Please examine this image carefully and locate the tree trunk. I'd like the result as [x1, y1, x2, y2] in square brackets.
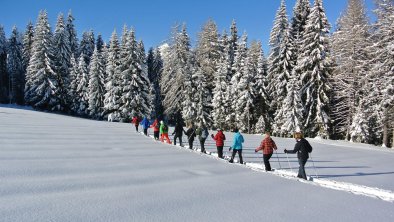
[382, 109, 388, 148]
[383, 122, 388, 147]
[392, 128, 394, 149]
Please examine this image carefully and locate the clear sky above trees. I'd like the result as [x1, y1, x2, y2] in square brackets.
[1, 0, 375, 53]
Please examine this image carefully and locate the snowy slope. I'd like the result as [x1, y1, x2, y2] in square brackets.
[0, 106, 393, 222]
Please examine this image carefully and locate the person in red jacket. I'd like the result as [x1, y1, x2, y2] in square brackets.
[211, 129, 226, 159]
[131, 116, 140, 132]
[255, 131, 277, 171]
[150, 119, 160, 140]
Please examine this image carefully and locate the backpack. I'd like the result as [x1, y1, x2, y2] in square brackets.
[162, 124, 168, 132]
[304, 139, 313, 153]
[201, 128, 208, 139]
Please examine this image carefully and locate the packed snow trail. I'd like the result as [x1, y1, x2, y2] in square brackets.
[1, 106, 393, 222]
[145, 130, 394, 203]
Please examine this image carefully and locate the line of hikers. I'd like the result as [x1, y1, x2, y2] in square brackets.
[131, 116, 313, 180]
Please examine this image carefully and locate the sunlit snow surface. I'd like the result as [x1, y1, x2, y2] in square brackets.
[1, 105, 393, 222]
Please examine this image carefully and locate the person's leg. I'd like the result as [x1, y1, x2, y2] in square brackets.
[173, 135, 178, 145]
[263, 153, 272, 171]
[154, 131, 159, 140]
[160, 133, 164, 142]
[229, 149, 237, 163]
[238, 149, 243, 164]
[200, 139, 205, 153]
[189, 139, 194, 149]
[217, 146, 223, 158]
[179, 135, 183, 146]
[144, 128, 148, 135]
[298, 159, 307, 180]
[165, 134, 171, 144]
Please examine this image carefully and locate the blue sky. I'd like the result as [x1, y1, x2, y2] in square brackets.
[1, 0, 375, 53]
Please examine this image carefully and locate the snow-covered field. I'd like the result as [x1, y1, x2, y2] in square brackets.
[1, 105, 393, 222]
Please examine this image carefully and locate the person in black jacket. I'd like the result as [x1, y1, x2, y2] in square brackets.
[284, 132, 312, 180]
[172, 121, 184, 146]
[184, 123, 196, 150]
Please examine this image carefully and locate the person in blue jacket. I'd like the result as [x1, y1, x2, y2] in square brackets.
[140, 117, 151, 136]
[229, 128, 244, 164]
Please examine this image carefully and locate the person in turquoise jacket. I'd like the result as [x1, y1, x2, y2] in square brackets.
[229, 128, 244, 164]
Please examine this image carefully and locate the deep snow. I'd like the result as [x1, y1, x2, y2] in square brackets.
[1, 106, 393, 222]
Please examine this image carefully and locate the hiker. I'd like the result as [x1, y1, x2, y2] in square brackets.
[131, 116, 140, 132]
[211, 129, 226, 158]
[229, 128, 244, 164]
[172, 121, 184, 146]
[140, 117, 150, 136]
[196, 123, 209, 153]
[284, 132, 313, 180]
[184, 123, 196, 149]
[150, 119, 160, 140]
[255, 131, 277, 171]
[159, 121, 171, 144]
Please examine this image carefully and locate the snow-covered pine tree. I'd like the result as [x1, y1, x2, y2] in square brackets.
[212, 31, 231, 130]
[25, 11, 59, 110]
[236, 38, 258, 133]
[182, 50, 196, 123]
[88, 46, 105, 119]
[246, 41, 269, 133]
[296, 0, 333, 138]
[7, 26, 25, 105]
[118, 29, 151, 121]
[103, 30, 122, 121]
[229, 19, 238, 78]
[52, 13, 72, 111]
[253, 42, 270, 134]
[75, 54, 89, 116]
[22, 22, 34, 75]
[369, 0, 394, 147]
[280, 73, 304, 137]
[227, 32, 248, 130]
[0, 26, 8, 103]
[290, 0, 311, 52]
[96, 34, 104, 53]
[161, 24, 191, 121]
[68, 54, 78, 112]
[267, 0, 290, 118]
[194, 19, 220, 126]
[193, 63, 211, 126]
[330, 0, 371, 140]
[135, 40, 152, 118]
[66, 10, 78, 58]
[147, 47, 164, 119]
[79, 30, 95, 66]
[272, 27, 295, 136]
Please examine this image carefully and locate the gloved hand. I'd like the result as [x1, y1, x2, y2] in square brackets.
[229, 147, 232, 151]
[284, 149, 287, 153]
[254, 149, 258, 153]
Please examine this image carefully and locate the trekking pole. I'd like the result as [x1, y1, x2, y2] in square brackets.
[309, 153, 319, 179]
[285, 152, 293, 172]
[274, 149, 282, 170]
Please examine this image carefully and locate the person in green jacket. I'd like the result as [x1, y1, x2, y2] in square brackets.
[160, 121, 171, 144]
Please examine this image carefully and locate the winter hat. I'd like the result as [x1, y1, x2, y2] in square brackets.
[160, 121, 164, 124]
